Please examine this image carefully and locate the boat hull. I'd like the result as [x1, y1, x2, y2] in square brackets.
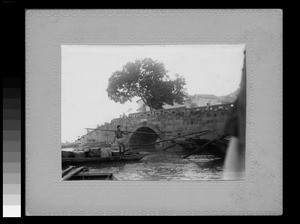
[62, 153, 148, 165]
[67, 172, 117, 180]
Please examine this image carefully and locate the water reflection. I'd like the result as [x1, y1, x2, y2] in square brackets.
[67, 149, 225, 181]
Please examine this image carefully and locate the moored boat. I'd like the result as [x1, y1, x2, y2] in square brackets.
[62, 152, 149, 166]
[67, 172, 117, 180]
[62, 166, 117, 180]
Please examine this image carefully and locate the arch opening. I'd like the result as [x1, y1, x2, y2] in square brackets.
[128, 127, 160, 150]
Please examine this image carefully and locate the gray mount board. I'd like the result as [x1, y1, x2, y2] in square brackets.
[26, 9, 282, 215]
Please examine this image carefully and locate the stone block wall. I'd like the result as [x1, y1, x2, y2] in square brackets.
[78, 103, 234, 147]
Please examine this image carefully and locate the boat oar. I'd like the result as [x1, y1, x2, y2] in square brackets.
[162, 143, 179, 151]
[162, 129, 215, 151]
[182, 135, 226, 159]
[130, 130, 213, 151]
[62, 165, 75, 177]
[62, 166, 86, 181]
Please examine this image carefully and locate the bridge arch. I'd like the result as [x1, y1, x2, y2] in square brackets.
[126, 124, 162, 149]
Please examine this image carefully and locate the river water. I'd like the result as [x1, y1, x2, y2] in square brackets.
[62, 146, 225, 181]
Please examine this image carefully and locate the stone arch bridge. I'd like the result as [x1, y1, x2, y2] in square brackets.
[77, 103, 234, 150]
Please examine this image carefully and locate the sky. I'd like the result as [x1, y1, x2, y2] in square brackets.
[61, 44, 245, 142]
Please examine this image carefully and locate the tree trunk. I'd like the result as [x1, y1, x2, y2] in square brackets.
[140, 97, 153, 111]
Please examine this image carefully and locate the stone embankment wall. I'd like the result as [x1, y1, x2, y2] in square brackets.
[78, 103, 234, 149]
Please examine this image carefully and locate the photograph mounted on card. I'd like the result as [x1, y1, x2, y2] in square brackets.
[61, 44, 246, 181]
[26, 9, 282, 215]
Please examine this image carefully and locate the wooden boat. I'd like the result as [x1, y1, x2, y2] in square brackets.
[67, 172, 117, 180]
[62, 166, 117, 180]
[62, 152, 149, 165]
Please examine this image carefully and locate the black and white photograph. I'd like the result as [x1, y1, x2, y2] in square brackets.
[61, 44, 246, 181]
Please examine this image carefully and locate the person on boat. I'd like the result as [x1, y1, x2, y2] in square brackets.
[114, 125, 129, 157]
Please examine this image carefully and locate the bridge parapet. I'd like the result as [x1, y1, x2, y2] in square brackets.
[78, 103, 234, 148]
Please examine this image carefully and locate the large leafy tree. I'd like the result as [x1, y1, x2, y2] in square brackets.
[106, 58, 187, 110]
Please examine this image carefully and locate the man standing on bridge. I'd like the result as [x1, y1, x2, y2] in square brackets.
[114, 125, 129, 157]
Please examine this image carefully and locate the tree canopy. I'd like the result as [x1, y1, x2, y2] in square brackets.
[106, 58, 187, 110]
